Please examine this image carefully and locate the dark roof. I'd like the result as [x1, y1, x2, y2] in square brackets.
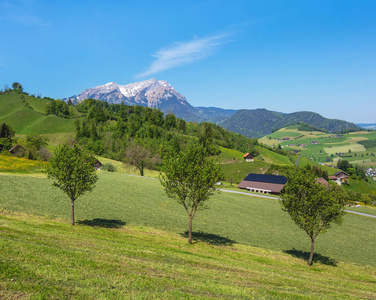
[242, 173, 287, 184]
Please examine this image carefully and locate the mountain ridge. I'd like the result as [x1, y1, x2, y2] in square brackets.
[64, 79, 361, 137]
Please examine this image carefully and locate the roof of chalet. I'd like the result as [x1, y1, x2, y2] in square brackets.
[243, 153, 254, 158]
[8, 144, 26, 153]
[334, 171, 348, 176]
[242, 173, 287, 185]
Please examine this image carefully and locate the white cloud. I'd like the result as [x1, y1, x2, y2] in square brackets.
[136, 33, 232, 78]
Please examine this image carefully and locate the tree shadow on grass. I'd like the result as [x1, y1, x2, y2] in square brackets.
[77, 218, 126, 229]
[180, 231, 236, 246]
[284, 248, 338, 266]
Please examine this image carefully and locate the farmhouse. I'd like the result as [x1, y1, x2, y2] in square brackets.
[243, 153, 254, 162]
[8, 144, 26, 157]
[329, 171, 349, 185]
[238, 173, 287, 195]
[93, 158, 102, 170]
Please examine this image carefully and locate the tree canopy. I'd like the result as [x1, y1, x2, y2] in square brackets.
[280, 168, 347, 265]
[159, 142, 223, 244]
[45, 144, 98, 225]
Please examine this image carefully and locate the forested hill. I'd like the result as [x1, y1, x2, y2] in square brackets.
[72, 99, 258, 161]
[219, 109, 360, 138]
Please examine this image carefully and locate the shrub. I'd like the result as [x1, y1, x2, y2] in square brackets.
[101, 162, 117, 172]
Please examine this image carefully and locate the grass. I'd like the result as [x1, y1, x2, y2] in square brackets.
[0, 172, 375, 268]
[218, 146, 245, 163]
[1, 212, 375, 299]
[259, 126, 376, 166]
[98, 156, 161, 177]
[256, 146, 292, 165]
[0, 154, 47, 173]
[0, 92, 76, 134]
[221, 161, 270, 183]
[342, 179, 376, 196]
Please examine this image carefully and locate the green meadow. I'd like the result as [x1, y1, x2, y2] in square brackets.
[0, 93, 76, 134]
[0, 172, 375, 267]
[1, 212, 375, 299]
[260, 126, 376, 167]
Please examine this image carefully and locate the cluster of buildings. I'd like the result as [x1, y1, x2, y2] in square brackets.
[366, 168, 376, 179]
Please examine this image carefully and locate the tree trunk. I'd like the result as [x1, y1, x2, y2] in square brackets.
[188, 217, 193, 244]
[308, 237, 315, 266]
[140, 161, 144, 176]
[71, 199, 75, 225]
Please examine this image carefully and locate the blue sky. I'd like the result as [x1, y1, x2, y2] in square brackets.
[1, 0, 375, 123]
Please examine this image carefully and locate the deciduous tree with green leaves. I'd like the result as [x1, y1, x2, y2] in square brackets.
[45, 144, 98, 225]
[280, 168, 347, 266]
[159, 142, 223, 244]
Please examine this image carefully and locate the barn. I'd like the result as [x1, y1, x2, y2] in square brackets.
[237, 173, 287, 195]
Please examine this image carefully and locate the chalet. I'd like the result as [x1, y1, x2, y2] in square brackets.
[243, 153, 254, 162]
[329, 171, 349, 185]
[291, 149, 299, 154]
[238, 173, 287, 195]
[298, 144, 307, 147]
[8, 144, 26, 157]
[282, 137, 290, 141]
[93, 158, 102, 170]
[312, 141, 319, 144]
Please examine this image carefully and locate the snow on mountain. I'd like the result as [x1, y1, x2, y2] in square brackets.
[66, 78, 189, 110]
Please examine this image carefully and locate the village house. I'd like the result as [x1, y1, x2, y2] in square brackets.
[8, 144, 26, 157]
[329, 171, 349, 185]
[312, 141, 319, 144]
[243, 153, 254, 162]
[298, 144, 307, 147]
[238, 173, 287, 195]
[282, 137, 290, 141]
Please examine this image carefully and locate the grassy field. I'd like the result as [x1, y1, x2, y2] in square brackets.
[0, 154, 47, 173]
[0, 92, 76, 134]
[259, 126, 376, 167]
[1, 212, 375, 299]
[0, 172, 375, 268]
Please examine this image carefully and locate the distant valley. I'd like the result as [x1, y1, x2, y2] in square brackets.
[65, 79, 362, 138]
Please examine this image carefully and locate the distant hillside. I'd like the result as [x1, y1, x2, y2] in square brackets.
[220, 109, 360, 138]
[0, 91, 76, 134]
[356, 123, 376, 130]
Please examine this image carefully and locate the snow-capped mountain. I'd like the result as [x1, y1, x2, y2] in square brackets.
[65, 78, 196, 115]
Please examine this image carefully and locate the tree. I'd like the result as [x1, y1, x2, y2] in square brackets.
[12, 82, 23, 93]
[125, 144, 159, 176]
[45, 144, 98, 225]
[0, 122, 15, 150]
[26, 134, 49, 150]
[280, 168, 347, 266]
[159, 142, 223, 244]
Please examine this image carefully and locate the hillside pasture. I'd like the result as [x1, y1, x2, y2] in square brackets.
[1, 213, 375, 299]
[0, 172, 375, 267]
[261, 126, 376, 165]
[324, 144, 366, 155]
[0, 93, 76, 134]
[0, 155, 47, 173]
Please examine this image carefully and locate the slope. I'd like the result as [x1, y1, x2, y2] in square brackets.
[1, 172, 374, 267]
[1, 212, 375, 299]
[220, 109, 360, 138]
[0, 92, 76, 134]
